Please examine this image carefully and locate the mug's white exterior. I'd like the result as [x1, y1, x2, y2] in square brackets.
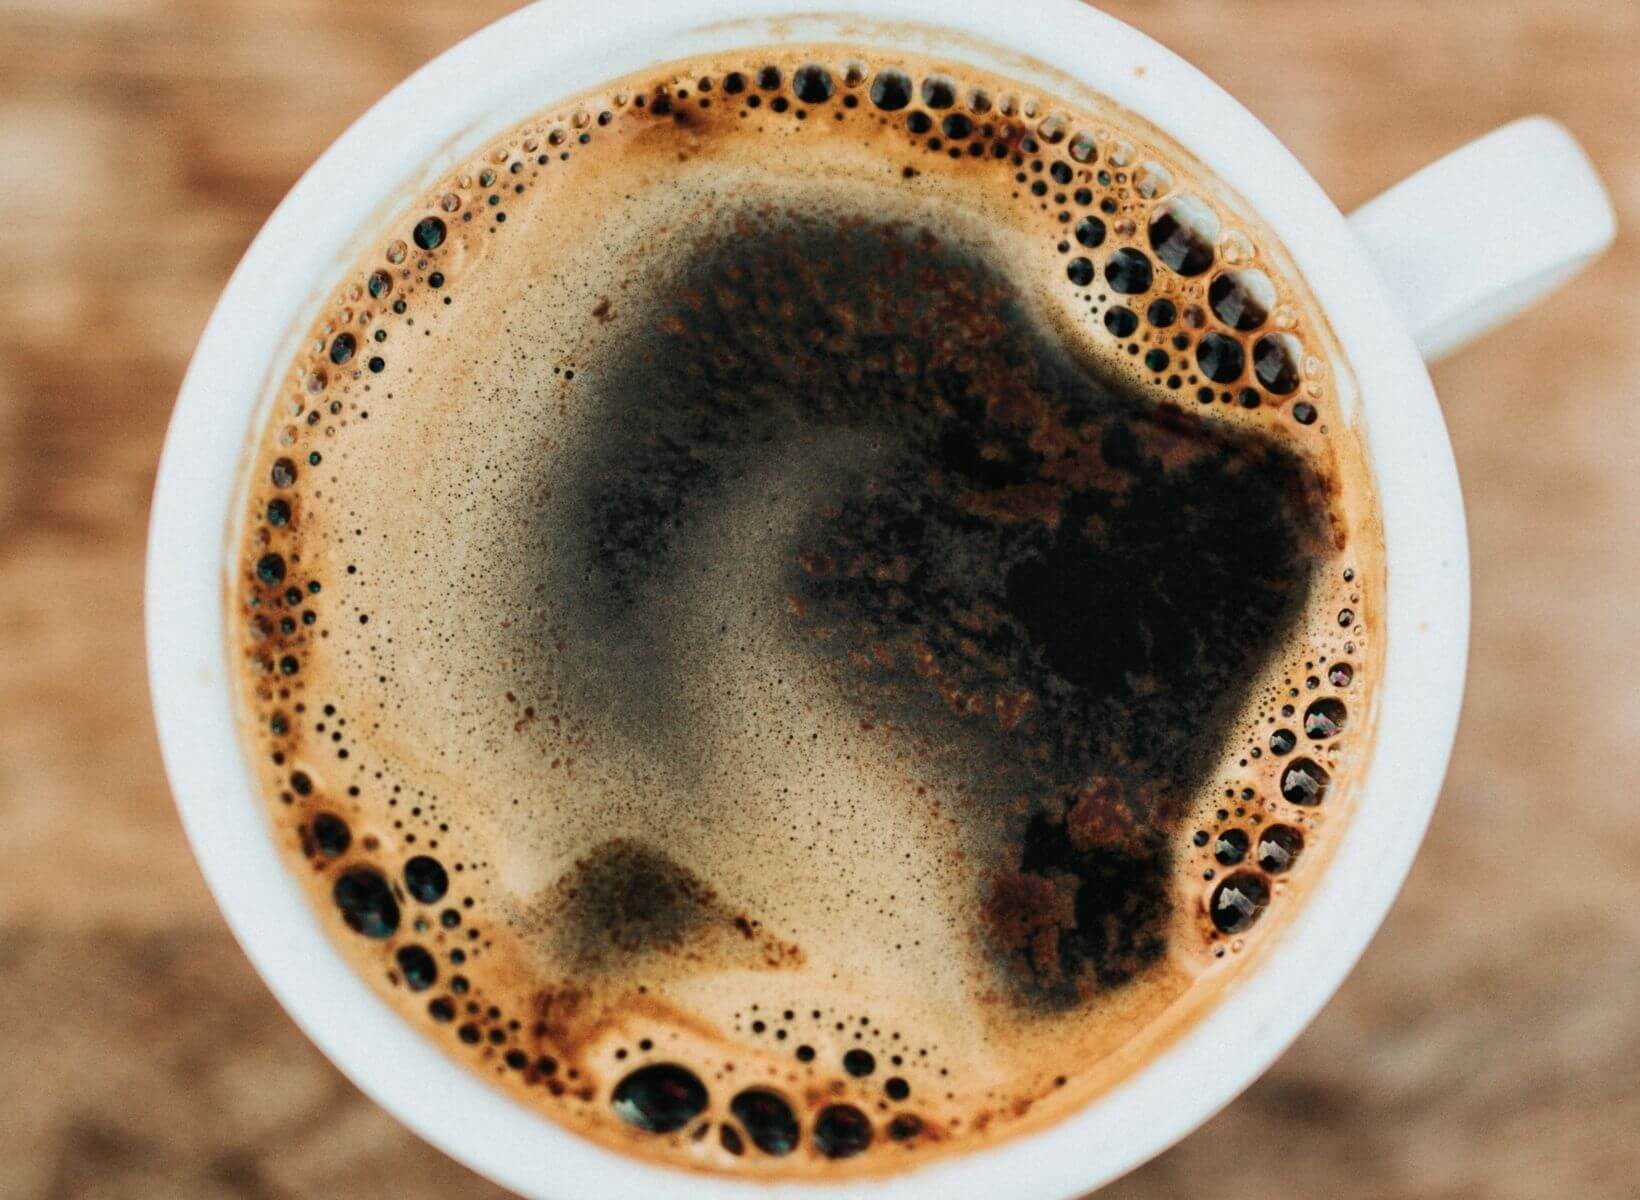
[146, 2, 1468, 1197]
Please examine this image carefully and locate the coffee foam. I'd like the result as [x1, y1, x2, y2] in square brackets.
[228, 46, 1383, 1178]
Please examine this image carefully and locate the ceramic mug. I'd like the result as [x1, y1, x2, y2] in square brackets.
[146, 2, 1615, 1196]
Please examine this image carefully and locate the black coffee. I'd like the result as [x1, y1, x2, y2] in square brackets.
[228, 46, 1378, 1179]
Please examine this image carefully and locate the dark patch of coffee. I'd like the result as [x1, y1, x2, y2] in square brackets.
[543, 215, 1327, 1006]
[535, 840, 795, 974]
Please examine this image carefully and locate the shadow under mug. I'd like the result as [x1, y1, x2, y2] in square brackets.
[146, 2, 1615, 1197]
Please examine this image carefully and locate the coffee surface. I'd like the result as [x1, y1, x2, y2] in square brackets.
[229, 46, 1380, 1177]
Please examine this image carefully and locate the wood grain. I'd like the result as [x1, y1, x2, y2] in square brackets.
[1, 2, 1635, 1196]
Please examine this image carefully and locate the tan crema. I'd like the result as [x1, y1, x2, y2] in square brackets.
[227, 45, 1383, 1179]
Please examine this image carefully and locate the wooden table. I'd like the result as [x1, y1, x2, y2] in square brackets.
[1, 2, 1634, 1196]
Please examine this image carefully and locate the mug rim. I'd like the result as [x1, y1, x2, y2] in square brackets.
[146, 2, 1469, 1197]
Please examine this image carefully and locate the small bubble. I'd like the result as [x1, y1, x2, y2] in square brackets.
[888, 1114, 923, 1141]
[310, 812, 350, 856]
[612, 1064, 708, 1134]
[814, 1104, 873, 1158]
[1214, 828, 1250, 865]
[255, 553, 286, 585]
[1209, 269, 1275, 331]
[1104, 248, 1153, 293]
[1210, 871, 1270, 934]
[1134, 161, 1172, 199]
[1258, 825, 1305, 873]
[1037, 112, 1068, 143]
[1104, 306, 1138, 337]
[869, 68, 912, 111]
[1304, 698, 1348, 739]
[332, 867, 399, 938]
[1075, 215, 1106, 248]
[1280, 758, 1330, 806]
[921, 74, 957, 109]
[1196, 332, 1245, 383]
[385, 240, 407, 265]
[403, 855, 449, 903]
[792, 64, 835, 103]
[1253, 333, 1303, 394]
[1066, 257, 1095, 287]
[412, 216, 446, 251]
[1147, 194, 1219, 277]
[1220, 229, 1255, 265]
[396, 945, 438, 991]
[729, 1088, 800, 1156]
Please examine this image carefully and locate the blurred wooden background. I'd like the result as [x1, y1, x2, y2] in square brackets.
[1, 1, 1635, 1196]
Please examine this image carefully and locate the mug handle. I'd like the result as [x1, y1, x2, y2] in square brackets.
[1347, 116, 1615, 363]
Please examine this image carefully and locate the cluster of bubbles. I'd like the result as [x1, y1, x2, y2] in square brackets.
[768, 61, 1328, 423]
[1184, 571, 1364, 947]
[233, 49, 1361, 1171]
[609, 1028, 928, 1160]
[597, 1000, 972, 1157]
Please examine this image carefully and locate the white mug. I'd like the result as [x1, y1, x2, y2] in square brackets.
[145, 2, 1615, 1197]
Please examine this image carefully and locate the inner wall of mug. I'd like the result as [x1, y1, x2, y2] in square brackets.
[150, 3, 1466, 1198]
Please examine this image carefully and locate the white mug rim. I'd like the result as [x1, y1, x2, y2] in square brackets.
[145, 2, 1469, 1197]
